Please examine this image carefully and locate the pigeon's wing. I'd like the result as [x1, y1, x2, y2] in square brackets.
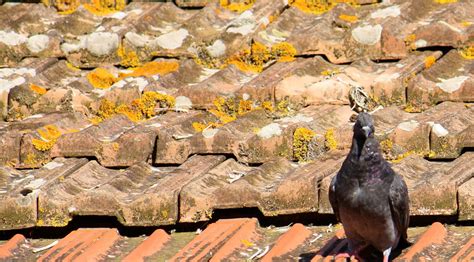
[389, 172, 410, 241]
[329, 174, 340, 221]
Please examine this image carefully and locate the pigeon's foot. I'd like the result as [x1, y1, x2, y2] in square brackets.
[382, 247, 392, 262]
[334, 252, 363, 261]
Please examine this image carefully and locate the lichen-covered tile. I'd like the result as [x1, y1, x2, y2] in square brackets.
[408, 50, 473, 107]
[392, 152, 474, 216]
[37, 155, 225, 227]
[458, 177, 474, 221]
[51, 114, 135, 166]
[0, 157, 87, 230]
[19, 112, 91, 168]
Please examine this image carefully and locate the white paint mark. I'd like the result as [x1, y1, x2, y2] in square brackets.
[202, 128, 219, 138]
[436, 76, 468, 93]
[43, 161, 64, 170]
[175, 96, 192, 111]
[279, 114, 313, 123]
[352, 24, 383, 45]
[371, 5, 400, 19]
[397, 120, 419, 132]
[0, 30, 27, 46]
[415, 39, 427, 48]
[27, 34, 50, 53]
[257, 123, 282, 139]
[152, 29, 189, 50]
[125, 32, 151, 48]
[206, 39, 226, 58]
[86, 32, 119, 56]
[432, 123, 449, 137]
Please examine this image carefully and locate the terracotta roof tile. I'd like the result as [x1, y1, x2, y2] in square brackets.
[0, 234, 25, 259]
[0, 1, 473, 260]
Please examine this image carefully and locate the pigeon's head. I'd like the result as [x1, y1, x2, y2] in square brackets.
[354, 112, 375, 139]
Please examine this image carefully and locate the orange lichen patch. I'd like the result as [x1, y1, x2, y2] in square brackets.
[42, 0, 80, 14]
[424, 55, 436, 68]
[261, 100, 274, 112]
[219, 0, 255, 13]
[238, 100, 253, 115]
[339, 14, 358, 23]
[117, 44, 141, 68]
[433, 0, 457, 3]
[293, 127, 315, 162]
[289, 0, 358, 15]
[404, 34, 417, 50]
[30, 84, 47, 95]
[271, 42, 297, 62]
[83, 0, 126, 16]
[119, 61, 179, 78]
[229, 42, 296, 73]
[87, 68, 117, 89]
[32, 125, 62, 151]
[459, 46, 474, 59]
[192, 122, 208, 132]
[93, 92, 175, 123]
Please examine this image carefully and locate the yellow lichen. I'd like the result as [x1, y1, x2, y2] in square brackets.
[433, 0, 457, 3]
[229, 42, 297, 73]
[271, 42, 297, 62]
[289, 0, 359, 15]
[66, 61, 80, 71]
[83, 0, 126, 16]
[219, 0, 255, 13]
[87, 68, 117, 89]
[321, 69, 340, 76]
[32, 125, 62, 151]
[44, 0, 80, 14]
[261, 100, 274, 112]
[30, 84, 47, 95]
[380, 139, 393, 154]
[115, 103, 143, 122]
[389, 151, 414, 163]
[403, 104, 423, 113]
[339, 14, 358, 23]
[93, 92, 175, 123]
[111, 142, 120, 151]
[117, 44, 141, 68]
[460, 21, 472, 27]
[324, 128, 337, 150]
[424, 55, 436, 68]
[119, 61, 179, 78]
[238, 100, 253, 115]
[293, 127, 315, 162]
[459, 46, 474, 60]
[404, 34, 416, 50]
[192, 122, 208, 132]
[276, 99, 289, 114]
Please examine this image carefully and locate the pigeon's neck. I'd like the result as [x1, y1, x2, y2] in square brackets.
[350, 135, 366, 160]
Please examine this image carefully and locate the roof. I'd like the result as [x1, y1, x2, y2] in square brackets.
[0, 0, 473, 260]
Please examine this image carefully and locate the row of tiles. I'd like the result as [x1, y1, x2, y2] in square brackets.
[1, 44, 472, 123]
[1, 148, 473, 230]
[1, 100, 473, 169]
[0, 219, 473, 261]
[1, 1, 472, 67]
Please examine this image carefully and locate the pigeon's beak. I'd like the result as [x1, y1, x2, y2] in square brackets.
[362, 126, 371, 138]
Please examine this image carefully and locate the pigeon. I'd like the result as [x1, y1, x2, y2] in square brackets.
[329, 112, 409, 262]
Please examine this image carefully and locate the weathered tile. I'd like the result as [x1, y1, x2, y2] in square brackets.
[392, 152, 474, 216]
[19, 112, 91, 168]
[408, 50, 473, 107]
[122, 229, 171, 262]
[0, 234, 25, 259]
[0, 157, 87, 230]
[261, 223, 313, 262]
[37, 155, 225, 227]
[458, 176, 474, 221]
[400, 222, 447, 261]
[169, 218, 261, 261]
[37, 228, 120, 262]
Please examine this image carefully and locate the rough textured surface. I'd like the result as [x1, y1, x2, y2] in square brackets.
[0, 0, 472, 260]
